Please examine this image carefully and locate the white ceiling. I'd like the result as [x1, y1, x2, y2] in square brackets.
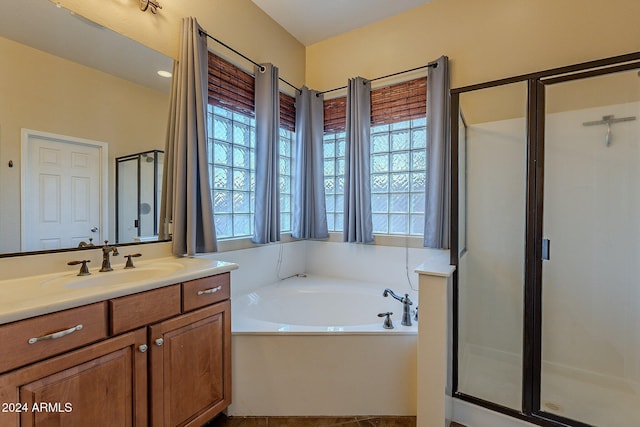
[0, 0, 172, 93]
[251, 0, 433, 46]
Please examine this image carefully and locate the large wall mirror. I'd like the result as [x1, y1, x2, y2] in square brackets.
[0, 0, 173, 256]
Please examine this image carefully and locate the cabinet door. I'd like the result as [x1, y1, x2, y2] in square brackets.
[149, 301, 231, 427]
[0, 329, 147, 427]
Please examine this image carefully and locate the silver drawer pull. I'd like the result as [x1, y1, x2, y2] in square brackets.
[197, 285, 222, 296]
[28, 324, 83, 344]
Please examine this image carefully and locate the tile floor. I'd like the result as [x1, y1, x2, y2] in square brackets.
[206, 415, 417, 427]
[207, 415, 467, 427]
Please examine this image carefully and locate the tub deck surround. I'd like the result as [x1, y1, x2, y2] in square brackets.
[229, 275, 417, 417]
[233, 275, 418, 334]
[414, 251, 455, 427]
[0, 255, 238, 324]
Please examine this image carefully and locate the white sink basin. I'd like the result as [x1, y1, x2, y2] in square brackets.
[41, 262, 185, 289]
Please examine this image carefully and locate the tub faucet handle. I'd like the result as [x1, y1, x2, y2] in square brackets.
[377, 312, 394, 329]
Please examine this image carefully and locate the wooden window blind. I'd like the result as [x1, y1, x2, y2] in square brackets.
[207, 52, 296, 131]
[370, 77, 427, 126]
[324, 96, 347, 134]
[207, 52, 255, 117]
[322, 77, 427, 133]
[280, 92, 296, 132]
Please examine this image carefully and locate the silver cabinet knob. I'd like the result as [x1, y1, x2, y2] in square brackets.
[154, 338, 164, 346]
[138, 344, 148, 353]
[90, 226, 99, 233]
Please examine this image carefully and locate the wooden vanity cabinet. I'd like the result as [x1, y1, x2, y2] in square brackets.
[149, 300, 231, 427]
[0, 272, 232, 427]
[0, 328, 148, 427]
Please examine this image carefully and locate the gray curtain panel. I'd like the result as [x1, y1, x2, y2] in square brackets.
[253, 63, 281, 244]
[424, 55, 451, 249]
[343, 77, 374, 243]
[160, 17, 217, 256]
[292, 87, 329, 239]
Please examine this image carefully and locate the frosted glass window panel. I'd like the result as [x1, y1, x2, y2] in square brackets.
[214, 167, 231, 190]
[324, 159, 335, 176]
[214, 214, 232, 238]
[372, 174, 389, 193]
[372, 213, 388, 233]
[325, 177, 336, 194]
[233, 192, 250, 213]
[372, 194, 389, 213]
[208, 104, 256, 238]
[233, 123, 251, 146]
[279, 129, 294, 233]
[214, 142, 232, 165]
[323, 132, 345, 232]
[214, 191, 232, 213]
[323, 119, 425, 236]
[233, 170, 251, 192]
[372, 134, 389, 153]
[233, 146, 250, 169]
[214, 117, 232, 140]
[391, 130, 410, 150]
[391, 152, 410, 171]
[372, 154, 389, 173]
[390, 173, 409, 192]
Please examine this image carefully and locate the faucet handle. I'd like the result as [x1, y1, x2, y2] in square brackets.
[123, 253, 142, 269]
[377, 312, 394, 329]
[68, 260, 91, 276]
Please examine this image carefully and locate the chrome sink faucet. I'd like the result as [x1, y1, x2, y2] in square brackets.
[383, 288, 413, 326]
[100, 240, 119, 272]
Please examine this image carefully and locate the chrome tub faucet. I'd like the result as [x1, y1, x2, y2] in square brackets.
[100, 240, 119, 272]
[383, 288, 413, 326]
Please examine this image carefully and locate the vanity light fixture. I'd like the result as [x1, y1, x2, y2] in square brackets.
[157, 70, 172, 78]
[140, 0, 162, 14]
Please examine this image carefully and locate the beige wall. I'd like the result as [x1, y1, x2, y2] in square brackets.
[0, 36, 168, 253]
[306, 0, 640, 92]
[58, 0, 305, 89]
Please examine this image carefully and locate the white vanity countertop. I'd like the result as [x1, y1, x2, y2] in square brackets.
[0, 256, 238, 325]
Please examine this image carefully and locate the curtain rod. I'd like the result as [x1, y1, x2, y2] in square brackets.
[315, 63, 437, 97]
[199, 29, 301, 94]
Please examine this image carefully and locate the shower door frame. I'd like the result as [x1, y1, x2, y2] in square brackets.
[450, 51, 640, 427]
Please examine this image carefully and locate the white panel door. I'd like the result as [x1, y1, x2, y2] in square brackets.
[21, 130, 107, 251]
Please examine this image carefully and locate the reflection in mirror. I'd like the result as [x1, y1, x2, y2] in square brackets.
[0, 0, 173, 255]
[116, 150, 164, 244]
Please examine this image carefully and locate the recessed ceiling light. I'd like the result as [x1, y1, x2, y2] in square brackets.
[157, 70, 172, 78]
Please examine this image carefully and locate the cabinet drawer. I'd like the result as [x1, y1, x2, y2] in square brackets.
[109, 285, 181, 335]
[182, 273, 230, 312]
[0, 302, 108, 373]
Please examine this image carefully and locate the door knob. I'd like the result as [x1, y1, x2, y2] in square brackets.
[91, 227, 99, 233]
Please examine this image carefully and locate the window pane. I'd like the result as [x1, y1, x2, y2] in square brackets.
[209, 104, 256, 238]
[367, 118, 426, 236]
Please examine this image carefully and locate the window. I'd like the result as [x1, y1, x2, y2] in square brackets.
[206, 52, 295, 239]
[279, 92, 296, 233]
[323, 131, 346, 231]
[371, 118, 426, 235]
[322, 77, 427, 236]
[208, 105, 255, 239]
[279, 128, 294, 232]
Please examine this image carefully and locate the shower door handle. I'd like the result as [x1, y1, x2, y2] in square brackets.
[542, 239, 550, 261]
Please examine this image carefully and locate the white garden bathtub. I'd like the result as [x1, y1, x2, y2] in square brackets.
[228, 275, 418, 416]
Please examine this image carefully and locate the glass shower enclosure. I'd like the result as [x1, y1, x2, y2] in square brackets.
[115, 150, 164, 244]
[451, 54, 640, 426]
